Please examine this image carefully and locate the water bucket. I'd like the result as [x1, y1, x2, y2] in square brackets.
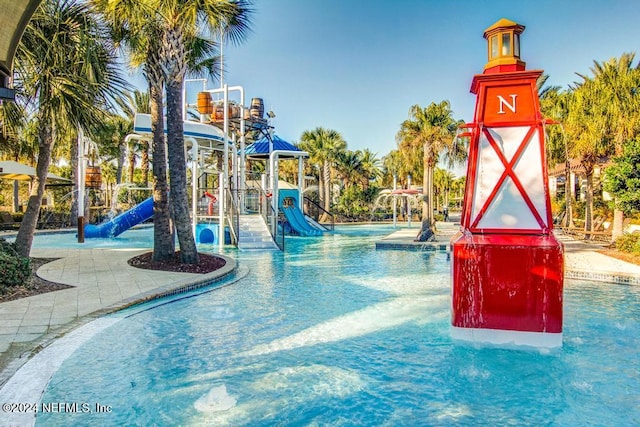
[229, 104, 241, 119]
[250, 98, 264, 119]
[197, 92, 213, 115]
[85, 166, 102, 189]
[212, 103, 241, 121]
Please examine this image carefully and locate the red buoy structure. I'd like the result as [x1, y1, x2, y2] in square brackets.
[451, 19, 564, 348]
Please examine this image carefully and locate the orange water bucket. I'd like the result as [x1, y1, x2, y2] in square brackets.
[211, 103, 241, 121]
[250, 98, 264, 119]
[197, 92, 213, 114]
[85, 166, 102, 189]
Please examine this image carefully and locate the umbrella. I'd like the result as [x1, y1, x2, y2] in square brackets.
[0, 160, 70, 182]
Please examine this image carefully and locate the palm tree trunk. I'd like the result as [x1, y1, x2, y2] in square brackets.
[14, 121, 53, 257]
[584, 170, 594, 238]
[149, 75, 174, 261]
[141, 141, 149, 188]
[127, 149, 136, 183]
[562, 160, 573, 228]
[166, 79, 199, 264]
[117, 140, 125, 184]
[321, 160, 331, 221]
[428, 166, 435, 227]
[70, 134, 79, 227]
[417, 152, 434, 242]
[612, 207, 624, 240]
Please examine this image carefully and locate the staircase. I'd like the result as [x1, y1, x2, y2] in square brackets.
[238, 214, 279, 250]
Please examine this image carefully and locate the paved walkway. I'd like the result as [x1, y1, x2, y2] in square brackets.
[0, 246, 235, 385]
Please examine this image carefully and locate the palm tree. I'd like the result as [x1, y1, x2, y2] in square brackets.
[433, 167, 454, 212]
[92, 0, 248, 262]
[91, 0, 175, 260]
[587, 54, 640, 239]
[564, 54, 640, 238]
[451, 176, 466, 209]
[335, 150, 364, 190]
[359, 148, 382, 189]
[381, 149, 409, 189]
[397, 101, 459, 241]
[539, 79, 574, 228]
[299, 127, 347, 219]
[12, 0, 127, 257]
[94, 113, 132, 185]
[149, 0, 252, 263]
[117, 89, 151, 186]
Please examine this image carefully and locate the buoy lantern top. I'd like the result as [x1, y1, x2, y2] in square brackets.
[483, 18, 526, 74]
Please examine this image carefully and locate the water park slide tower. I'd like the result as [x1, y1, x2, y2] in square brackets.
[451, 19, 564, 348]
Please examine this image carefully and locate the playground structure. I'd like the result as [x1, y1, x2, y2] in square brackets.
[80, 81, 325, 248]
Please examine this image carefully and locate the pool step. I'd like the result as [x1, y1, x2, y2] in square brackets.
[238, 215, 279, 250]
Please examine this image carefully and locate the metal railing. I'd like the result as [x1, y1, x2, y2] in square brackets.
[303, 197, 335, 231]
[225, 187, 239, 246]
[240, 180, 284, 250]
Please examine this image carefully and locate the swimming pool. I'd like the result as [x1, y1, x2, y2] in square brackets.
[25, 226, 640, 424]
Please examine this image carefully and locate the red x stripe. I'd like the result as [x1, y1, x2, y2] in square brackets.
[470, 126, 547, 231]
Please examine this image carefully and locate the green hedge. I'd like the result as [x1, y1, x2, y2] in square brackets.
[614, 233, 640, 255]
[0, 238, 31, 293]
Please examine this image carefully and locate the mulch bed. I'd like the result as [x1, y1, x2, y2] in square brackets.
[0, 258, 73, 303]
[598, 248, 640, 266]
[0, 252, 226, 303]
[127, 251, 226, 274]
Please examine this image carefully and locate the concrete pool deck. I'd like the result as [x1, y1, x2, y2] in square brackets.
[1, 222, 639, 386]
[376, 222, 640, 284]
[0, 246, 236, 385]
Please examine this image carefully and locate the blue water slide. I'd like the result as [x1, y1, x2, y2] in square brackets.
[84, 196, 154, 238]
[278, 189, 322, 236]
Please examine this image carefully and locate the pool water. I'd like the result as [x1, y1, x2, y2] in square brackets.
[35, 225, 640, 426]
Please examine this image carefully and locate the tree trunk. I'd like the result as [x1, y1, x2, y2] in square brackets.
[12, 181, 19, 213]
[70, 132, 79, 227]
[584, 170, 594, 238]
[320, 160, 331, 222]
[562, 161, 573, 228]
[141, 140, 149, 188]
[428, 165, 435, 227]
[127, 148, 136, 183]
[166, 79, 199, 264]
[612, 207, 624, 241]
[14, 121, 53, 257]
[149, 76, 174, 261]
[116, 140, 125, 184]
[416, 151, 434, 242]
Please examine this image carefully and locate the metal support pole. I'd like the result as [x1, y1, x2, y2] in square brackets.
[298, 156, 304, 211]
[393, 174, 397, 228]
[218, 172, 225, 249]
[189, 138, 198, 238]
[77, 127, 85, 243]
[407, 174, 412, 227]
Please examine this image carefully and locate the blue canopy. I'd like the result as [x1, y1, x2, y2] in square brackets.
[244, 134, 302, 158]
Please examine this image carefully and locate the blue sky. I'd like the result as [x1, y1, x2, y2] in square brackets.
[175, 0, 640, 161]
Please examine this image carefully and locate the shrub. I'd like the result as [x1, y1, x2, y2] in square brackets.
[0, 238, 31, 293]
[614, 233, 640, 255]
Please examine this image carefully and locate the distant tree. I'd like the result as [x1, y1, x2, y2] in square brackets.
[603, 137, 640, 216]
[565, 53, 640, 237]
[299, 127, 347, 220]
[117, 90, 151, 186]
[397, 101, 458, 241]
[539, 82, 574, 228]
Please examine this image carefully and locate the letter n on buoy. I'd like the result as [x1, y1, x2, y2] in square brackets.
[451, 18, 564, 348]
